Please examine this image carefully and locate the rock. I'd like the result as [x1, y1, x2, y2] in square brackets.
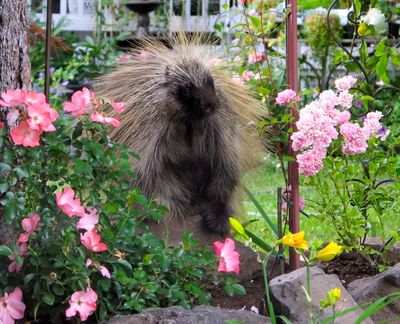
[105, 305, 270, 324]
[148, 215, 264, 281]
[269, 266, 374, 324]
[347, 262, 400, 323]
[364, 237, 400, 265]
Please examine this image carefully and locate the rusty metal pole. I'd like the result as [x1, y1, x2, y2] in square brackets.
[286, 0, 300, 271]
[44, 0, 52, 100]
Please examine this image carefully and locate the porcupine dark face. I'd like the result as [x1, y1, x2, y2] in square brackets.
[164, 59, 219, 121]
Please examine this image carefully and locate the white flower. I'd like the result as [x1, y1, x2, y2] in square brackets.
[361, 8, 388, 35]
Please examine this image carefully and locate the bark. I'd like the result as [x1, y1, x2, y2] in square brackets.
[0, 0, 30, 238]
[0, 0, 31, 94]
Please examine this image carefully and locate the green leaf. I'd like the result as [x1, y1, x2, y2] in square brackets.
[355, 291, 400, 323]
[225, 321, 244, 324]
[0, 163, 11, 172]
[24, 273, 36, 285]
[389, 47, 400, 66]
[0, 245, 12, 256]
[42, 292, 55, 305]
[249, 16, 261, 28]
[13, 167, 28, 179]
[4, 201, 17, 220]
[0, 183, 8, 193]
[360, 40, 368, 64]
[117, 259, 133, 271]
[376, 55, 390, 84]
[375, 40, 386, 57]
[354, 0, 361, 15]
[243, 186, 278, 237]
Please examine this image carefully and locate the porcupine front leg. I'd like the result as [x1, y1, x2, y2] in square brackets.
[200, 151, 240, 236]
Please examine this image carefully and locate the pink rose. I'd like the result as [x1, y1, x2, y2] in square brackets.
[0, 287, 26, 324]
[276, 89, 299, 105]
[55, 187, 85, 217]
[80, 229, 108, 253]
[65, 287, 98, 321]
[0, 89, 27, 107]
[77, 208, 99, 232]
[90, 112, 120, 127]
[8, 244, 27, 273]
[17, 213, 41, 244]
[63, 87, 95, 116]
[213, 238, 240, 274]
[10, 121, 43, 147]
[335, 75, 357, 91]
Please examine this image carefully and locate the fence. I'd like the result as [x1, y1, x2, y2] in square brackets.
[28, 0, 242, 32]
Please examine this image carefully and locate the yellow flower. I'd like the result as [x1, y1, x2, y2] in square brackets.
[320, 288, 341, 308]
[229, 217, 246, 236]
[357, 22, 371, 36]
[316, 242, 342, 262]
[278, 231, 308, 251]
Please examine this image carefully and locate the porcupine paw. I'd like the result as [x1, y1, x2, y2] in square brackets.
[202, 208, 230, 236]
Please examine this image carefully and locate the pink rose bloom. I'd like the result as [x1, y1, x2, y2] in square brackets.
[0, 287, 26, 324]
[338, 91, 353, 109]
[8, 244, 27, 273]
[335, 75, 357, 92]
[10, 121, 43, 147]
[77, 208, 99, 231]
[363, 111, 382, 136]
[65, 287, 98, 321]
[337, 111, 351, 124]
[340, 122, 369, 155]
[27, 103, 58, 132]
[111, 101, 125, 113]
[297, 148, 326, 176]
[24, 91, 47, 106]
[241, 71, 255, 81]
[55, 187, 85, 217]
[17, 213, 41, 244]
[248, 52, 264, 64]
[276, 89, 299, 106]
[319, 90, 339, 109]
[64, 87, 95, 116]
[0, 89, 27, 107]
[90, 112, 120, 127]
[291, 132, 310, 151]
[80, 229, 108, 253]
[99, 266, 111, 278]
[6, 109, 20, 126]
[85, 259, 112, 278]
[0, 122, 3, 128]
[213, 238, 240, 274]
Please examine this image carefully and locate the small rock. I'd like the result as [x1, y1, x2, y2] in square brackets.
[347, 262, 400, 323]
[104, 305, 271, 324]
[269, 266, 374, 324]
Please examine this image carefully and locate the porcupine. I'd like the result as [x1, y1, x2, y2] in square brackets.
[96, 35, 264, 235]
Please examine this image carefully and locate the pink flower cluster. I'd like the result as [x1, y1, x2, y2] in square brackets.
[63, 87, 124, 127]
[288, 76, 387, 176]
[8, 214, 41, 273]
[276, 89, 300, 105]
[0, 89, 59, 147]
[55, 187, 109, 321]
[55, 187, 108, 253]
[0, 287, 26, 324]
[213, 238, 240, 274]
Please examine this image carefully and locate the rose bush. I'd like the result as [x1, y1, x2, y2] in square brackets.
[0, 89, 240, 323]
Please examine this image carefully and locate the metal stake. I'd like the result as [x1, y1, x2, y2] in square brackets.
[44, 0, 52, 101]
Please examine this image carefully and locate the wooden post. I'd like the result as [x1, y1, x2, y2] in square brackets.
[286, 0, 300, 271]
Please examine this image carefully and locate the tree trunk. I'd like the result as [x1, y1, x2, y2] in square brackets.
[0, 0, 30, 241]
[0, 0, 31, 94]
